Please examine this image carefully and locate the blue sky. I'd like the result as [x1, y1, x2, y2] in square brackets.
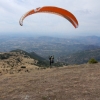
[0, 0, 100, 37]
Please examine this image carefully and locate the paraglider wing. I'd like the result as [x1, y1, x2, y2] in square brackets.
[19, 6, 78, 28]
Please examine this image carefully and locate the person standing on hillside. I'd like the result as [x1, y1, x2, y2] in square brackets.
[49, 55, 54, 66]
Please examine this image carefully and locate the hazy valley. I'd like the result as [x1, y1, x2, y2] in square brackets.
[0, 35, 100, 64]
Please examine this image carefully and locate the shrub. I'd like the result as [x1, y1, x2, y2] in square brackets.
[88, 58, 98, 64]
[0, 54, 9, 59]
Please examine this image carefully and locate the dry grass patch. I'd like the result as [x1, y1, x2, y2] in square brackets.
[0, 63, 100, 100]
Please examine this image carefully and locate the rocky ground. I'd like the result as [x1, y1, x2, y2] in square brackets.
[0, 52, 38, 75]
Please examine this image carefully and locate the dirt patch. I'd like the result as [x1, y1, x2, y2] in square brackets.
[0, 63, 100, 100]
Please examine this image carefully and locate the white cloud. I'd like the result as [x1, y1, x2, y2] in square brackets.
[0, 0, 100, 36]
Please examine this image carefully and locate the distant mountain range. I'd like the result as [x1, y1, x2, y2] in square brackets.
[0, 35, 100, 65]
[72, 36, 100, 46]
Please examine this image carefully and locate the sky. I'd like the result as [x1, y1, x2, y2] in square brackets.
[0, 0, 100, 37]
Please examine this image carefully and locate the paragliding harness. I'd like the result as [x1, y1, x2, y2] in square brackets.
[49, 56, 54, 66]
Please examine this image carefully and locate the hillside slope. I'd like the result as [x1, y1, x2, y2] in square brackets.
[0, 63, 100, 100]
[11, 49, 45, 60]
[0, 50, 39, 75]
[60, 49, 100, 64]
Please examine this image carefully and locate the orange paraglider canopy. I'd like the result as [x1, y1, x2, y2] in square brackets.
[19, 6, 78, 28]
